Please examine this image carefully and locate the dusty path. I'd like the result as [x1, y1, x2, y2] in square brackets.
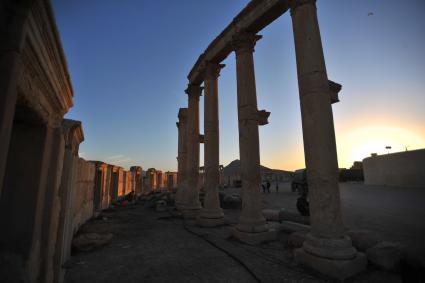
[65, 200, 402, 283]
[65, 205, 258, 283]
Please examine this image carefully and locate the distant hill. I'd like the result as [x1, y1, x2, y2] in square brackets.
[222, 159, 293, 176]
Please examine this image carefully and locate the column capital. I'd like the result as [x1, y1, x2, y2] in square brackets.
[290, 0, 316, 16]
[185, 83, 203, 99]
[231, 31, 262, 53]
[204, 61, 225, 80]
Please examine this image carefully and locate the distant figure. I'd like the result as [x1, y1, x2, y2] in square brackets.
[275, 182, 279, 193]
[296, 192, 310, 216]
[261, 183, 266, 194]
[266, 181, 271, 194]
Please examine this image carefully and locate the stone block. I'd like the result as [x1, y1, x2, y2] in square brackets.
[233, 228, 277, 245]
[295, 248, 367, 281]
[366, 241, 402, 271]
[287, 231, 308, 248]
[347, 229, 382, 252]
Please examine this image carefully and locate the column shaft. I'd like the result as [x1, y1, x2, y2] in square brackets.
[181, 84, 202, 217]
[291, 0, 343, 239]
[199, 62, 224, 226]
[175, 108, 188, 208]
[291, 1, 366, 280]
[233, 32, 267, 234]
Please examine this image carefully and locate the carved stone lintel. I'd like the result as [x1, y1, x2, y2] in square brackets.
[204, 61, 225, 80]
[185, 83, 203, 99]
[231, 31, 262, 53]
[199, 134, 205, 144]
[290, 0, 316, 16]
[257, 110, 271, 126]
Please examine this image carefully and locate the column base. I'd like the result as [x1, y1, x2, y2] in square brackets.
[182, 206, 201, 219]
[197, 216, 224, 227]
[198, 208, 224, 227]
[295, 248, 367, 281]
[233, 228, 276, 245]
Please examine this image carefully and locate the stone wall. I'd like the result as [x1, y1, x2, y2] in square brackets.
[72, 158, 95, 234]
[363, 149, 425, 187]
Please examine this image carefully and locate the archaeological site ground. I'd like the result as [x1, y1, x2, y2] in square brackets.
[1, 0, 424, 282]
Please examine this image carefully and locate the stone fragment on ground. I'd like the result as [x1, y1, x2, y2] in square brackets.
[366, 241, 403, 271]
[287, 231, 308, 248]
[347, 229, 382, 252]
[72, 232, 114, 252]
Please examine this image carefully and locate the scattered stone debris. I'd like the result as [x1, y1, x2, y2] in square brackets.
[72, 233, 114, 252]
[287, 231, 308, 248]
[347, 229, 382, 252]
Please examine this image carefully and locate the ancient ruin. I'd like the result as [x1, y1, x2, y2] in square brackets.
[175, 0, 365, 279]
[1, 0, 424, 282]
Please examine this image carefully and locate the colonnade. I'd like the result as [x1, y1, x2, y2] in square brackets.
[176, 0, 366, 280]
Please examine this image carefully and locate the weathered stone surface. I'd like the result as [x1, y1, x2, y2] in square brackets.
[347, 229, 382, 252]
[73, 159, 95, 234]
[367, 241, 403, 271]
[72, 233, 114, 252]
[233, 228, 277, 245]
[295, 248, 367, 281]
[287, 231, 308, 248]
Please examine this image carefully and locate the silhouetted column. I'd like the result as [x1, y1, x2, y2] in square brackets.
[0, 1, 32, 197]
[231, 31, 274, 244]
[181, 84, 203, 218]
[53, 119, 84, 283]
[198, 62, 224, 227]
[175, 108, 188, 209]
[291, 0, 366, 280]
[0, 122, 59, 282]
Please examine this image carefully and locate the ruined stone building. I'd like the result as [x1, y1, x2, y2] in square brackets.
[0, 1, 148, 282]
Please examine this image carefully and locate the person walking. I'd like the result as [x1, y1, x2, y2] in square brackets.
[266, 180, 271, 194]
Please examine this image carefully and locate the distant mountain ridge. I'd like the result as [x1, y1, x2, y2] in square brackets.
[223, 159, 293, 175]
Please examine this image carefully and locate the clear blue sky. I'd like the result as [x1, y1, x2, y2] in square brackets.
[53, 0, 425, 171]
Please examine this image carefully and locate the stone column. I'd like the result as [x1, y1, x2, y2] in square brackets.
[175, 108, 188, 209]
[231, 31, 274, 244]
[0, 1, 32, 197]
[53, 119, 84, 283]
[0, 122, 59, 282]
[181, 84, 203, 218]
[290, 1, 366, 280]
[198, 62, 224, 227]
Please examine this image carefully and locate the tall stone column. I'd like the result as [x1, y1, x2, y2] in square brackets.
[181, 84, 203, 218]
[175, 108, 188, 210]
[291, 1, 366, 280]
[53, 119, 84, 283]
[198, 62, 225, 227]
[0, 1, 32, 197]
[231, 32, 274, 244]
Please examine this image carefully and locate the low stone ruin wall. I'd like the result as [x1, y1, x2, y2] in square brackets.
[72, 158, 95, 233]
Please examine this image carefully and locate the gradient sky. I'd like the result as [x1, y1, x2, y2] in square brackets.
[53, 0, 425, 171]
